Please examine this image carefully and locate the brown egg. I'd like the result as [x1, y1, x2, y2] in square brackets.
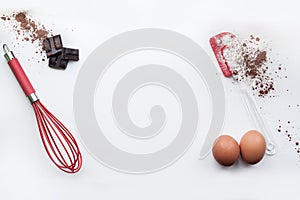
[212, 135, 240, 166]
[240, 130, 266, 164]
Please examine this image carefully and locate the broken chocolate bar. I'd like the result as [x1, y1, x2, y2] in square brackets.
[43, 35, 63, 58]
[44, 34, 79, 70]
[61, 48, 79, 61]
[49, 54, 68, 70]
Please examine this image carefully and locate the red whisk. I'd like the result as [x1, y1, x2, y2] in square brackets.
[3, 44, 82, 173]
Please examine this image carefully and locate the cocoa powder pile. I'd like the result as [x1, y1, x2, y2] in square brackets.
[230, 35, 280, 97]
[1, 11, 52, 53]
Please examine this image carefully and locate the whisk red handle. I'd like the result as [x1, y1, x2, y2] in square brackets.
[7, 58, 36, 97]
[3, 44, 35, 97]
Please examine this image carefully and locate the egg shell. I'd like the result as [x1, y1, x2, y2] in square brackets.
[240, 130, 266, 165]
[212, 135, 240, 166]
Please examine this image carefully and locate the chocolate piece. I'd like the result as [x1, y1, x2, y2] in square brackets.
[61, 48, 79, 61]
[44, 35, 79, 69]
[43, 35, 63, 58]
[49, 54, 68, 70]
[53, 35, 63, 49]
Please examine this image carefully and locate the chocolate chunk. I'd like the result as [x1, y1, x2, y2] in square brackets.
[49, 54, 68, 70]
[43, 35, 63, 58]
[53, 35, 63, 49]
[44, 34, 79, 70]
[61, 48, 79, 61]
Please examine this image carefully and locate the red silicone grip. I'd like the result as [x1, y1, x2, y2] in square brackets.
[8, 58, 35, 96]
[209, 32, 236, 77]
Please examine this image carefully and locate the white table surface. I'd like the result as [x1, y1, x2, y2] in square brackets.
[0, 0, 300, 199]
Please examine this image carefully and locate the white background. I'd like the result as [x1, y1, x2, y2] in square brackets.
[1, 0, 300, 199]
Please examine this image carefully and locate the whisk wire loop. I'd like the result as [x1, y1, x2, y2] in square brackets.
[33, 101, 82, 173]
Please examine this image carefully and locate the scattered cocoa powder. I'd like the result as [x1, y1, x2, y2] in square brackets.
[277, 120, 300, 157]
[228, 35, 284, 97]
[15, 12, 27, 24]
[13, 11, 50, 45]
[1, 11, 52, 60]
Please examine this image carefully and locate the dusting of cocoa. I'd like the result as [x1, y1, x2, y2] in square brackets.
[12, 12, 50, 46]
[15, 12, 27, 24]
[231, 35, 283, 97]
[1, 11, 52, 60]
[254, 51, 267, 66]
[34, 29, 48, 41]
[278, 120, 300, 157]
